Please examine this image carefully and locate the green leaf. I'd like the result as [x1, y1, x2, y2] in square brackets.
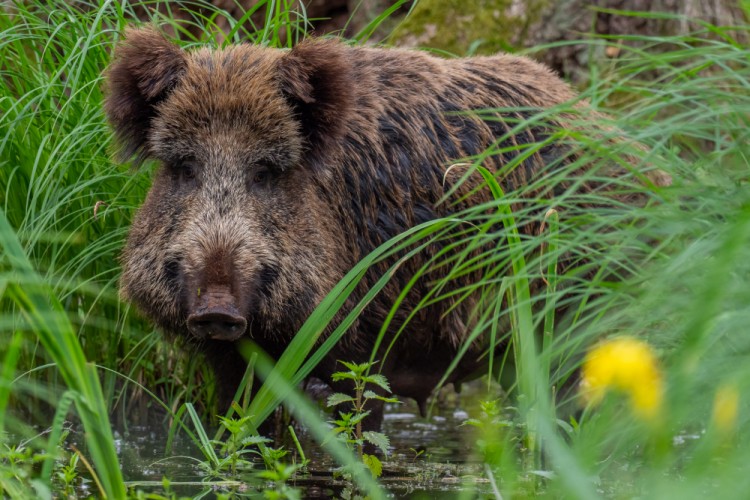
[362, 454, 383, 478]
[335, 412, 354, 423]
[362, 391, 400, 404]
[331, 371, 357, 382]
[363, 431, 390, 456]
[327, 393, 356, 408]
[242, 435, 273, 446]
[338, 360, 366, 373]
[363, 374, 392, 393]
[349, 411, 371, 425]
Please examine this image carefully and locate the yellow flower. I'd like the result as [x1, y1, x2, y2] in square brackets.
[711, 383, 739, 435]
[580, 337, 663, 420]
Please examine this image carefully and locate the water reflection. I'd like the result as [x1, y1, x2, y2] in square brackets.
[119, 382, 493, 496]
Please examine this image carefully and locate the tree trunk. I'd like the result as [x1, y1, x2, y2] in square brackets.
[529, 0, 748, 83]
[391, 0, 747, 83]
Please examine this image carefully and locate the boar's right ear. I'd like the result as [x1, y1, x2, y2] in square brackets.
[104, 26, 186, 164]
[278, 38, 353, 158]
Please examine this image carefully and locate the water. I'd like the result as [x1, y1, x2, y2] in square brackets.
[117, 384, 494, 497]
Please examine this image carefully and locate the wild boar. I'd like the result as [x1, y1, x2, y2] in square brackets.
[105, 26, 666, 427]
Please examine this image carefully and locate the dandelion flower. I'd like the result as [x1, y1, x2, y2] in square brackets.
[581, 337, 663, 420]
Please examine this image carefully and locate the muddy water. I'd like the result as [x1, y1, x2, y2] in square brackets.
[118, 386, 493, 497]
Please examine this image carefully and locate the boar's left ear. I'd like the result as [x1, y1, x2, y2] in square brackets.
[278, 38, 354, 157]
[104, 26, 187, 164]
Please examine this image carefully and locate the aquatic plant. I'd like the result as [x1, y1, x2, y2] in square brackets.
[327, 360, 398, 476]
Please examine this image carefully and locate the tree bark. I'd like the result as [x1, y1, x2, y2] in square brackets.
[528, 0, 748, 83]
[391, 0, 747, 82]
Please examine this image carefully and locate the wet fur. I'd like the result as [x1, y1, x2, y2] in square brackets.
[106, 27, 666, 425]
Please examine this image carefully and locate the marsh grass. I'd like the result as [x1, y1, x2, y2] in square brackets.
[0, 0, 335, 495]
[1, 0, 750, 497]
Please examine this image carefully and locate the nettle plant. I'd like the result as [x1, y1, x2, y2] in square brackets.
[326, 361, 399, 477]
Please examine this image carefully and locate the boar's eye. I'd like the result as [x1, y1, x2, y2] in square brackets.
[253, 170, 268, 184]
[249, 166, 273, 189]
[168, 161, 199, 190]
[183, 165, 196, 180]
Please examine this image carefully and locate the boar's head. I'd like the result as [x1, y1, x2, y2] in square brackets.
[105, 27, 354, 345]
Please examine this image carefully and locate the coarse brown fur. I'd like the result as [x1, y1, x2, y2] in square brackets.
[105, 26, 668, 428]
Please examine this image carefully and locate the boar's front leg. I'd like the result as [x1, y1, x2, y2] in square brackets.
[201, 340, 250, 411]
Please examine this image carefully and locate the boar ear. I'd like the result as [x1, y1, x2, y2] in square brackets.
[104, 26, 186, 164]
[278, 38, 353, 157]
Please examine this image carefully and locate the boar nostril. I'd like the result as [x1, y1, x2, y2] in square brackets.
[187, 311, 247, 341]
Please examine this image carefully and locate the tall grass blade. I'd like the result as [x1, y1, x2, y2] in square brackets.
[0, 331, 24, 435]
[0, 209, 125, 497]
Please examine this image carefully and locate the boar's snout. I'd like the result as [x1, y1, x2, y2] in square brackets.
[187, 311, 246, 341]
[187, 285, 247, 341]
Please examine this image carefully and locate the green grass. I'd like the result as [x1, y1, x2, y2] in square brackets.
[1, 0, 750, 497]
